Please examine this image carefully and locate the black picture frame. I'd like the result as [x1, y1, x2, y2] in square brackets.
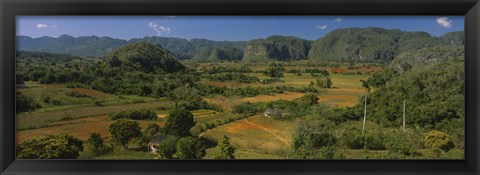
[1, 0, 479, 174]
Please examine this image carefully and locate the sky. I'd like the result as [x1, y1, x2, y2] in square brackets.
[16, 16, 464, 41]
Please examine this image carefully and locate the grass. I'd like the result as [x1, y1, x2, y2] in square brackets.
[16, 100, 171, 130]
[19, 81, 159, 112]
[16, 115, 166, 143]
[204, 147, 284, 159]
[200, 115, 295, 159]
[93, 149, 157, 159]
[17, 84, 172, 131]
[201, 65, 371, 110]
[192, 110, 228, 123]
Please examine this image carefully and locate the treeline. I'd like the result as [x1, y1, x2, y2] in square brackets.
[16, 50, 86, 63]
[204, 72, 259, 83]
[232, 94, 320, 119]
[201, 65, 253, 74]
[196, 84, 318, 98]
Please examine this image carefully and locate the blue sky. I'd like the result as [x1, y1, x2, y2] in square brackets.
[16, 16, 464, 41]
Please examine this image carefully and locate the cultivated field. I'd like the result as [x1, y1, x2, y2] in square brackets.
[201, 115, 295, 159]
[17, 61, 383, 159]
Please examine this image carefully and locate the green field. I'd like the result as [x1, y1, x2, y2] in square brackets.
[16, 59, 463, 160]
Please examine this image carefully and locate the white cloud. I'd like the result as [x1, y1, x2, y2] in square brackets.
[315, 25, 328, 30]
[436, 17, 452, 28]
[36, 23, 48, 28]
[334, 18, 342, 22]
[148, 22, 171, 36]
[163, 16, 177, 18]
[51, 25, 59, 28]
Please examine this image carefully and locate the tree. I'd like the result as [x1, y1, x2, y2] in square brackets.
[263, 63, 285, 81]
[315, 76, 333, 88]
[174, 137, 206, 159]
[157, 137, 180, 159]
[360, 79, 371, 132]
[16, 91, 41, 113]
[17, 134, 84, 159]
[143, 123, 161, 137]
[86, 132, 104, 149]
[140, 123, 161, 145]
[213, 135, 236, 159]
[108, 120, 141, 148]
[293, 93, 319, 105]
[164, 107, 195, 137]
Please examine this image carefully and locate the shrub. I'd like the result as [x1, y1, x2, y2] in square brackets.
[16, 92, 41, 113]
[293, 132, 336, 150]
[293, 93, 319, 105]
[232, 102, 264, 116]
[17, 134, 83, 159]
[64, 83, 85, 88]
[87, 133, 104, 149]
[440, 148, 464, 159]
[289, 144, 344, 159]
[384, 135, 416, 157]
[341, 128, 386, 150]
[213, 136, 236, 159]
[43, 96, 51, 103]
[66, 91, 90, 98]
[140, 123, 162, 145]
[52, 100, 61, 105]
[110, 109, 157, 120]
[309, 132, 337, 148]
[424, 130, 455, 152]
[93, 101, 104, 106]
[317, 146, 345, 159]
[316, 77, 333, 88]
[131, 99, 146, 104]
[84, 133, 112, 156]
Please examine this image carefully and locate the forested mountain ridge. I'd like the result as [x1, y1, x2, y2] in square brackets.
[243, 35, 312, 61]
[192, 46, 244, 62]
[104, 42, 185, 73]
[17, 35, 128, 58]
[308, 27, 464, 61]
[17, 35, 246, 59]
[17, 28, 463, 62]
[128, 37, 247, 60]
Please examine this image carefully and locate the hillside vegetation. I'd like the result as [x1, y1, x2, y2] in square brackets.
[308, 27, 464, 62]
[17, 29, 463, 63]
[104, 42, 185, 73]
[243, 36, 312, 61]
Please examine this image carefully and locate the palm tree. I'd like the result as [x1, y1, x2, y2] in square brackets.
[360, 80, 371, 132]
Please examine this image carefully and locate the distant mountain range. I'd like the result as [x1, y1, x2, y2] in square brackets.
[17, 27, 464, 62]
[308, 28, 464, 61]
[16, 35, 247, 60]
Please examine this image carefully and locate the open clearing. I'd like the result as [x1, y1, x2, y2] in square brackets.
[201, 115, 295, 158]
